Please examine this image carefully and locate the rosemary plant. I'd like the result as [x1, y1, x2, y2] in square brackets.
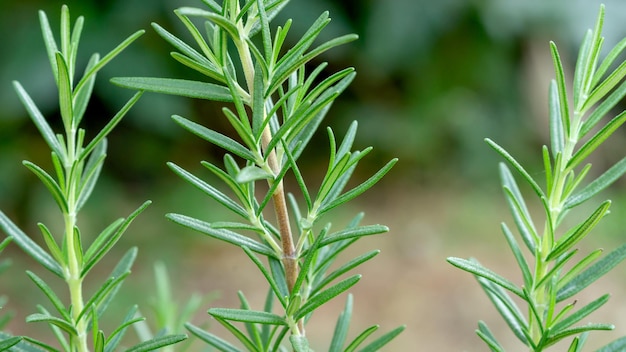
[0, 6, 185, 351]
[113, 0, 404, 350]
[448, 5, 626, 351]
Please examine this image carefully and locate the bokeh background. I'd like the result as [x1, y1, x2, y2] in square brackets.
[3, 0, 626, 350]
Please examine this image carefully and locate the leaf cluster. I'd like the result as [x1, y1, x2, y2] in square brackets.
[448, 5, 626, 351]
[113, 0, 402, 350]
[0, 6, 184, 351]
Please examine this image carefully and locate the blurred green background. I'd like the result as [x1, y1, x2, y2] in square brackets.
[3, 0, 626, 350]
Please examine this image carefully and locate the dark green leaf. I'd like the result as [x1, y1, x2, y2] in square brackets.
[357, 325, 405, 352]
[81, 201, 150, 277]
[167, 214, 276, 258]
[550, 41, 571, 135]
[568, 111, 626, 169]
[104, 305, 141, 352]
[295, 275, 360, 320]
[172, 115, 257, 161]
[566, 156, 626, 208]
[343, 325, 378, 352]
[318, 225, 388, 248]
[329, 294, 353, 352]
[209, 308, 286, 325]
[242, 246, 286, 307]
[476, 321, 505, 352]
[0, 211, 64, 278]
[477, 277, 529, 344]
[551, 294, 609, 333]
[312, 250, 379, 295]
[486, 139, 544, 198]
[596, 336, 626, 352]
[557, 243, 626, 301]
[23, 161, 68, 213]
[26, 313, 76, 335]
[13, 82, 65, 158]
[125, 334, 187, 352]
[501, 223, 532, 288]
[26, 271, 68, 321]
[185, 322, 240, 352]
[111, 77, 232, 102]
[447, 257, 524, 298]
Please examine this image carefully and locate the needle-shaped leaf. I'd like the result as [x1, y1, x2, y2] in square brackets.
[76, 141, 106, 211]
[73, 53, 98, 126]
[328, 294, 353, 352]
[55, 52, 74, 130]
[557, 243, 626, 302]
[236, 165, 274, 183]
[501, 164, 538, 252]
[167, 214, 276, 258]
[81, 201, 150, 277]
[447, 257, 524, 298]
[357, 325, 406, 352]
[295, 275, 360, 320]
[486, 138, 544, 198]
[209, 308, 286, 326]
[178, 7, 238, 39]
[344, 325, 379, 352]
[568, 111, 626, 169]
[548, 81, 565, 157]
[312, 250, 379, 296]
[13, 82, 65, 158]
[26, 314, 76, 335]
[318, 225, 388, 248]
[37, 223, 65, 266]
[80, 91, 143, 161]
[476, 321, 505, 352]
[185, 322, 240, 352]
[596, 336, 626, 352]
[25, 271, 69, 321]
[104, 305, 141, 352]
[551, 294, 609, 334]
[168, 162, 246, 218]
[550, 41, 571, 135]
[241, 246, 286, 307]
[477, 277, 529, 344]
[125, 334, 188, 352]
[501, 223, 532, 288]
[0, 211, 64, 278]
[547, 200, 610, 260]
[111, 77, 232, 101]
[172, 115, 257, 161]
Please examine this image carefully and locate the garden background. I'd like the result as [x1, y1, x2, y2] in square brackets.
[2, 0, 626, 350]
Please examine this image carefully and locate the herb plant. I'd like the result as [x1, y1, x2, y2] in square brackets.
[0, 6, 186, 351]
[448, 5, 626, 351]
[112, 0, 404, 350]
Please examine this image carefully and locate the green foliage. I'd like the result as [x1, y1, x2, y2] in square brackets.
[0, 6, 185, 351]
[448, 5, 626, 351]
[114, 0, 403, 350]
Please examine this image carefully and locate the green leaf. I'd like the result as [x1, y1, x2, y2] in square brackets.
[318, 225, 388, 248]
[23, 161, 68, 213]
[177, 7, 239, 40]
[551, 294, 609, 333]
[76, 140, 106, 211]
[568, 111, 626, 169]
[477, 276, 529, 345]
[81, 201, 151, 277]
[596, 336, 626, 352]
[111, 77, 232, 101]
[501, 223, 532, 288]
[167, 214, 276, 258]
[328, 294, 353, 352]
[13, 82, 65, 158]
[565, 156, 626, 208]
[79, 91, 143, 162]
[213, 316, 258, 351]
[357, 325, 405, 352]
[557, 243, 626, 301]
[104, 305, 141, 352]
[290, 335, 311, 352]
[486, 139, 544, 198]
[558, 248, 603, 291]
[294, 275, 360, 320]
[343, 325, 378, 352]
[168, 162, 248, 218]
[73, 54, 98, 126]
[185, 322, 241, 352]
[312, 250, 379, 295]
[125, 334, 187, 352]
[209, 308, 286, 325]
[0, 335, 22, 350]
[241, 246, 286, 307]
[38, 223, 65, 266]
[236, 166, 274, 183]
[447, 257, 524, 298]
[25, 271, 69, 321]
[26, 313, 76, 335]
[550, 41, 571, 135]
[0, 211, 64, 278]
[172, 115, 257, 161]
[77, 272, 130, 323]
[547, 200, 610, 260]
[544, 323, 613, 347]
[55, 52, 73, 131]
[476, 321, 505, 352]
